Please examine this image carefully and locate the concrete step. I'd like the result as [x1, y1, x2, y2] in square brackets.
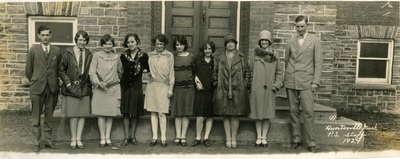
[51, 115, 363, 148]
[275, 104, 337, 121]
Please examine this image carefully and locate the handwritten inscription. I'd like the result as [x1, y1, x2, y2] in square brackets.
[325, 122, 377, 144]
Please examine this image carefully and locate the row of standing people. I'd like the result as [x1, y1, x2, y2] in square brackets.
[26, 15, 321, 152]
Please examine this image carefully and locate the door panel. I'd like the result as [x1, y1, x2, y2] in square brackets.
[166, 1, 236, 55]
[165, 1, 200, 54]
[201, 1, 237, 53]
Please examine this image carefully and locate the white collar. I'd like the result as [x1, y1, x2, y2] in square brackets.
[297, 32, 308, 40]
[41, 44, 50, 51]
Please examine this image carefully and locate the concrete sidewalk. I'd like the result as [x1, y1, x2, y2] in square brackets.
[1, 150, 400, 159]
[0, 110, 399, 158]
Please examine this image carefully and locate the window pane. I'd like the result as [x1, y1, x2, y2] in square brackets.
[358, 59, 387, 78]
[56, 45, 73, 53]
[360, 42, 389, 58]
[35, 22, 74, 43]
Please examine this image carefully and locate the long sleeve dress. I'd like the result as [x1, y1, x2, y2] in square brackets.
[120, 49, 149, 117]
[193, 56, 215, 117]
[89, 51, 122, 117]
[170, 52, 195, 117]
[144, 50, 175, 113]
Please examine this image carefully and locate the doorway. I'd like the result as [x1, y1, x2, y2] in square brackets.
[165, 1, 237, 55]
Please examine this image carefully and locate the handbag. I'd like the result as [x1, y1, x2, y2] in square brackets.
[61, 79, 91, 98]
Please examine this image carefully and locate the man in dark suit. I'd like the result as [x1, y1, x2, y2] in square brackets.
[283, 15, 322, 152]
[25, 25, 61, 152]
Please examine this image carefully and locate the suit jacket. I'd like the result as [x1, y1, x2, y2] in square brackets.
[59, 47, 93, 97]
[25, 44, 62, 95]
[284, 33, 322, 90]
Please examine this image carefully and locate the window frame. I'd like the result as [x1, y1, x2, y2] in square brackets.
[355, 39, 394, 84]
[28, 16, 78, 48]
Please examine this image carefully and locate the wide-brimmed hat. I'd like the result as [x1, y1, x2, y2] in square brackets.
[259, 30, 272, 44]
[224, 33, 237, 44]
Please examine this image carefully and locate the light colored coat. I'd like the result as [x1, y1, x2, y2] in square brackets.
[248, 49, 283, 119]
[284, 33, 322, 90]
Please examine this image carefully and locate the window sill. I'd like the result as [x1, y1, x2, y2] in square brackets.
[353, 83, 396, 90]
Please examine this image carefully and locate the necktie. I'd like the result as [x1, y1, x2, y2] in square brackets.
[78, 49, 83, 74]
[44, 46, 49, 59]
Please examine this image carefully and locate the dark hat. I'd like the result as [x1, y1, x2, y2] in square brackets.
[224, 33, 237, 44]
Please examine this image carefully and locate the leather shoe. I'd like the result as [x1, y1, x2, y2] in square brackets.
[130, 137, 137, 145]
[307, 146, 317, 153]
[33, 145, 41, 152]
[180, 139, 187, 147]
[77, 141, 85, 149]
[191, 139, 201, 147]
[121, 138, 128, 146]
[161, 140, 167, 147]
[150, 139, 158, 146]
[42, 142, 57, 149]
[173, 138, 180, 145]
[203, 139, 211, 147]
[292, 142, 301, 149]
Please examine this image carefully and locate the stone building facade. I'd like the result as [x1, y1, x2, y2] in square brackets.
[0, 1, 399, 115]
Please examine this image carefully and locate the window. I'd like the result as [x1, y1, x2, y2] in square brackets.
[356, 39, 394, 84]
[28, 16, 77, 51]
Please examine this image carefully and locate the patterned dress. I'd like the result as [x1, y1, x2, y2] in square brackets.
[120, 49, 149, 117]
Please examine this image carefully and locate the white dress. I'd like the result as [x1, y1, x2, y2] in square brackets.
[144, 50, 174, 113]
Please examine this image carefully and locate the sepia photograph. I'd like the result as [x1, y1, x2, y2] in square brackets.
[0, 0, 399, 158]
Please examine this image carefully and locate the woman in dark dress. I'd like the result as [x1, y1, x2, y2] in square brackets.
[191, 41, 216, 147]
[171, 35, 195, 146]
[120, 33, 149, 146]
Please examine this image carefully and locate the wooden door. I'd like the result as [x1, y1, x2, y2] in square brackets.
[165, 1, 201, 54]
[200, 1, 237, 53]
[165, 1, 236, 55]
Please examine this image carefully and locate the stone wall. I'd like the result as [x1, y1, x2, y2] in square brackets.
[0, 1, 151, 110]
[249, 2, 337, 107]
[248, 1, 400, 114]
[332, 25, 400, 114]
[1, 1, 400, 115]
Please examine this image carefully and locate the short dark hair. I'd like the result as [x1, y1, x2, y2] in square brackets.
[75, 30, 90, 44]
[295, 15, 308, 24]
[172, 35, 188, 51]
[258, 39, 272, 48]
[100, 34, 115, 47]
[152, 34, 169, 46]
[224, 39, 237, 48]
[38, 25, 51, 34]
[123, 33, 141, 48]
[200, 40, 216, 53]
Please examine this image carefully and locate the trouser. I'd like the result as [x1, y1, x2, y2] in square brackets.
[30, 85, 57, 146]
[286, 88, 316, 147]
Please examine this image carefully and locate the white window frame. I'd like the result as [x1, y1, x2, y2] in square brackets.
[355, 39, 394, 84]
[28, 16, 78, 48]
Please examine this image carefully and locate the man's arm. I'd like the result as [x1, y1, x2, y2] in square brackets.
[25, 47, 34, 81]
[312, 36, 322, 87]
